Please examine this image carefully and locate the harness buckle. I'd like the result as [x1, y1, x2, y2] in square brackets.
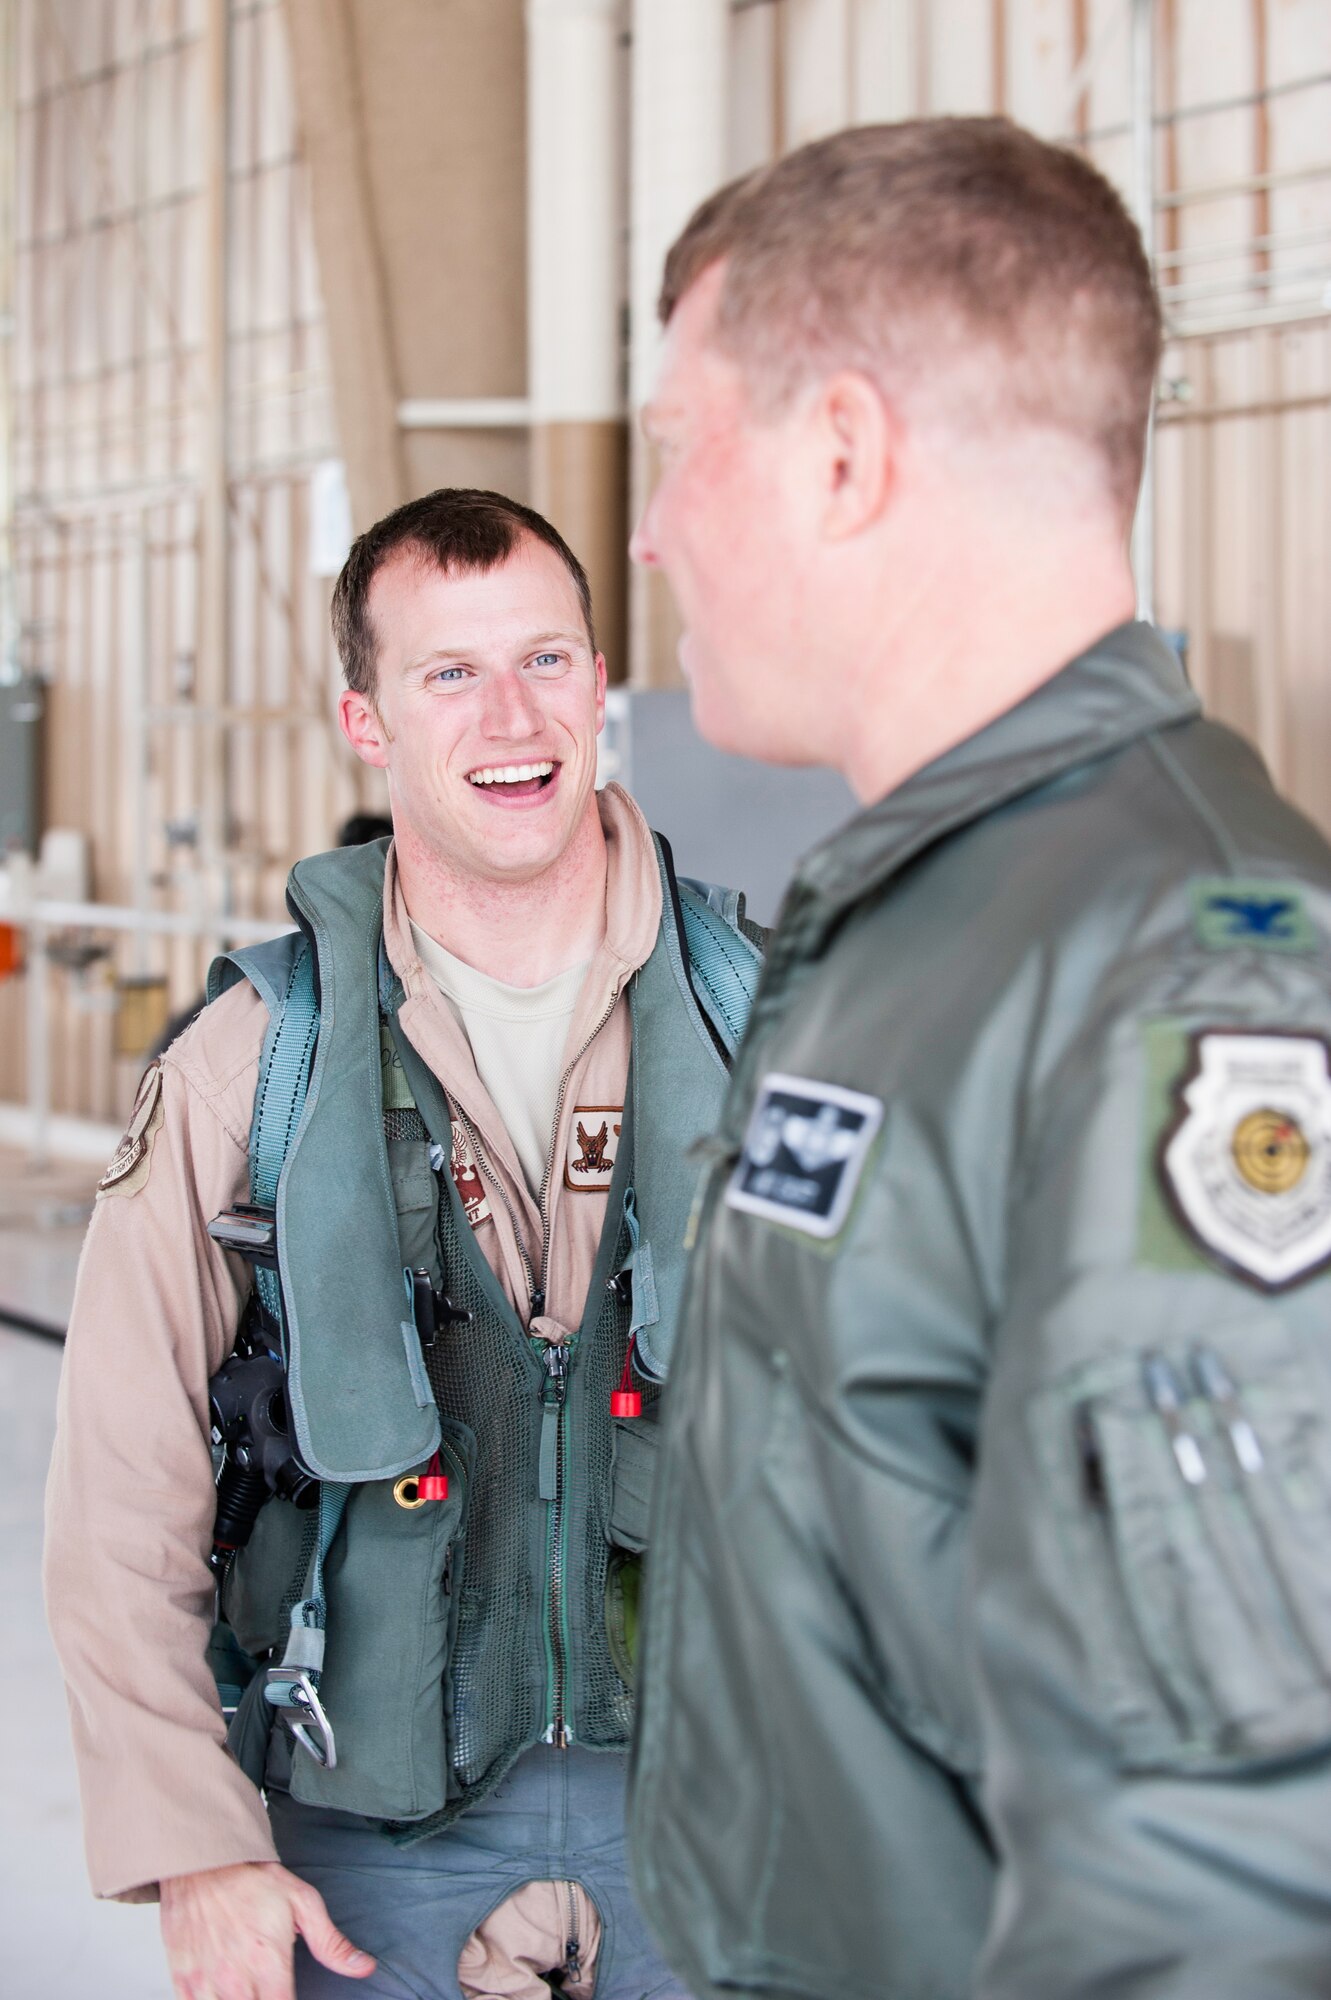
[266, 1666, 338, 1770]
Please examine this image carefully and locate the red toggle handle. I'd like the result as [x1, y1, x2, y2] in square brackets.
[612, 1339, 642, 1419]
[418, 1449, 449, 1501]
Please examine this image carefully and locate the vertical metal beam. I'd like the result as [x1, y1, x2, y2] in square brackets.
[1070, 0, 1090, 139]
[281, 0, 408, 530]
[1130, 0, 1156, 621]
[26, 916, 49, 1168]
[527, 0, 628, 674]
[628, 0, 728, 685]
[0, 0, 17, 697]
[198, 0, 231, 907]
[129, 528, 152, 975]
[1251, 0, 1270, 278]
[991, 0, 1007, 114]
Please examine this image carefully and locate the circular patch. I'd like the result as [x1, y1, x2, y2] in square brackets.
[1162, 1032, 1331, 1290]
[1232, 1107, 1311, 1195]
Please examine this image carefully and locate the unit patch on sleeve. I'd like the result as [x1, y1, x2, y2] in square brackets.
[1161, 1030, 1331, 1290]
[726, 1073, 884, 1240]
[97, 1059, 165, 1199]
[1191, 878, 1318, 955]
[566, 1106, 622, 1191]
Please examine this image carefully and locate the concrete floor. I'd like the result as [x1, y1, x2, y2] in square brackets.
[1, 1146, 173, 1996]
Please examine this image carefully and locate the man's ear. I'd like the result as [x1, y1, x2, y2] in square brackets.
[816, 370, 898, 542]
[338, 687, 391, 768]
[593, 652, 608, 733]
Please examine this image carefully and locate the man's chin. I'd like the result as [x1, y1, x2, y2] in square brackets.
[687, 671, 819, 770]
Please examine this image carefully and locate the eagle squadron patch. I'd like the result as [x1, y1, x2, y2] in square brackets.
[449, 1122, 492, 1228]
[726, 1074, 884, 1240]
[565, 1106, 622, 1192]
[1161, 1031, 1331, 1290]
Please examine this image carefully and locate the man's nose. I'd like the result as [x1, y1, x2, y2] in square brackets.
[480, 668, 542, 739]
[629, 495, 660, 569]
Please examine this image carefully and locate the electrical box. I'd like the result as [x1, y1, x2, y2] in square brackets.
[0, 669, 42, 856]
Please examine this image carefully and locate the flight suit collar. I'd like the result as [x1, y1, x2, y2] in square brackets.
[795, 620, 1199, 922]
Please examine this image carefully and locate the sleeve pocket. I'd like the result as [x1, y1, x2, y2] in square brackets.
[1033, 1320, 1331, 1774]
[609, 1416, 658, 1554]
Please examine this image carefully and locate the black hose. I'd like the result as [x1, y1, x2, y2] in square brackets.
[0, 1304, 66, 1344]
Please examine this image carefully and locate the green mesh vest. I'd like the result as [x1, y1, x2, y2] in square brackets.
[210, 836, 754, 1827]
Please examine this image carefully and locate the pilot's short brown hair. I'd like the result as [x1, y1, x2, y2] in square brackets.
[332, 487, 595, 699]
[660, 118, 1161, 518]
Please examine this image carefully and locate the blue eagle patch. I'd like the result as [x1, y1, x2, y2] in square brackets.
[1192, 879, 1318, 956]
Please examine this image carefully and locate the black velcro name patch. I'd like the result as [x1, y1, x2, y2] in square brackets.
[726, 1073, 883, 1240]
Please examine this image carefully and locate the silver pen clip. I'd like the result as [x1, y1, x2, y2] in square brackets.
[1191, 1347, 1265, 1475]
[1142, 1354, 1207, 1486]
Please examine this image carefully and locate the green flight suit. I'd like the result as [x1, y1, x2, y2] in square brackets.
[631, 622, 1331, 1999]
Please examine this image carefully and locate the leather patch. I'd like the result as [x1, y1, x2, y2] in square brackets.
[97, 1060, 166, 1200]
[566, 1106, 622, 1191]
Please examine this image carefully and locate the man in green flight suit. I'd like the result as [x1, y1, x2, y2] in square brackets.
[627, 117, 1331, 1997]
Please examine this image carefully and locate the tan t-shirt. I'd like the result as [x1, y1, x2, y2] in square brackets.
[409, 925, 589, 1201]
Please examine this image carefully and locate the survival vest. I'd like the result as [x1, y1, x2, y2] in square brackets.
[204, 834, 761, 1827]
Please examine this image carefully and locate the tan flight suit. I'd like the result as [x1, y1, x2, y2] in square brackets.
[45, 784, 662, 1995]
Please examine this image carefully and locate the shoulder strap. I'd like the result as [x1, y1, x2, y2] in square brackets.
[676, 876, 764, 1057]
[248, 939, 320, 1326]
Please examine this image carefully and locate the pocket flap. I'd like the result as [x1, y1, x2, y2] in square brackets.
[609, 1417, 659, 1554]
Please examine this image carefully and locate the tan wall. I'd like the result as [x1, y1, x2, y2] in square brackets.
[284, 0, 530, 528]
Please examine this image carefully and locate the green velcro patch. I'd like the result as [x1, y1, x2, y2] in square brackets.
[379, 1022, 417, 1111]
[1191, 878, 1318, 955]
[1137, 1020, 1213, 1274]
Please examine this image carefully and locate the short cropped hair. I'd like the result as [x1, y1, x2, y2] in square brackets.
[332, 487, 596, 698]
[660, 118, 1162, 517]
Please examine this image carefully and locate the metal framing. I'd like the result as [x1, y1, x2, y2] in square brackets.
[0, 0, 369, 1123]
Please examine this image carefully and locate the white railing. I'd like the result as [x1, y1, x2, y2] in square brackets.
[3, 896, 293, 1169]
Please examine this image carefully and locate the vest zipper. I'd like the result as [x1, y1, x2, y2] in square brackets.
[539, 1337, 572, 1748]
[531, 988, 617, 1751]
[450, 987, 620, 1755]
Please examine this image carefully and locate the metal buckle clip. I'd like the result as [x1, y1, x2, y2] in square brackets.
[267, 1666, 338, 1769]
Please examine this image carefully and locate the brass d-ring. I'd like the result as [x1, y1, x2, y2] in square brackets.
[393, 1475, 425, 1510]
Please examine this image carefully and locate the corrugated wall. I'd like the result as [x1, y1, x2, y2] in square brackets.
[715, 0, 1331, 843]
[3, 0, 1329, 1128]
[1, 0, 376, 1119]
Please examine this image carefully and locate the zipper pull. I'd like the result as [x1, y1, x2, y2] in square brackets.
[538, 1343, 569, 1501]
[1191, 1347, 1265, 1474]
[1142, 1354, 1207, 1486]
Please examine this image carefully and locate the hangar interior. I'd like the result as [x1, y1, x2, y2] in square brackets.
[0, 3, 1328, 1993]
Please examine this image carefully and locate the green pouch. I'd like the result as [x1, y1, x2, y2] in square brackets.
[608, 1416, 658, 1554]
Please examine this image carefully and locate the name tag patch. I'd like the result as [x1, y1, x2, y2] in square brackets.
[1161, 1030, 1331, 1289]
[566, 1105, 622, 1192]
[726, 1074, 884, 1239]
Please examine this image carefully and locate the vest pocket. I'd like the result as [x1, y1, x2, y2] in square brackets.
[608, 1414, 658, 1554]
[236, 1420, 475, 1821]
[1035, 1324, 1331, 1773]
[387, 1137, 439, 1273]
